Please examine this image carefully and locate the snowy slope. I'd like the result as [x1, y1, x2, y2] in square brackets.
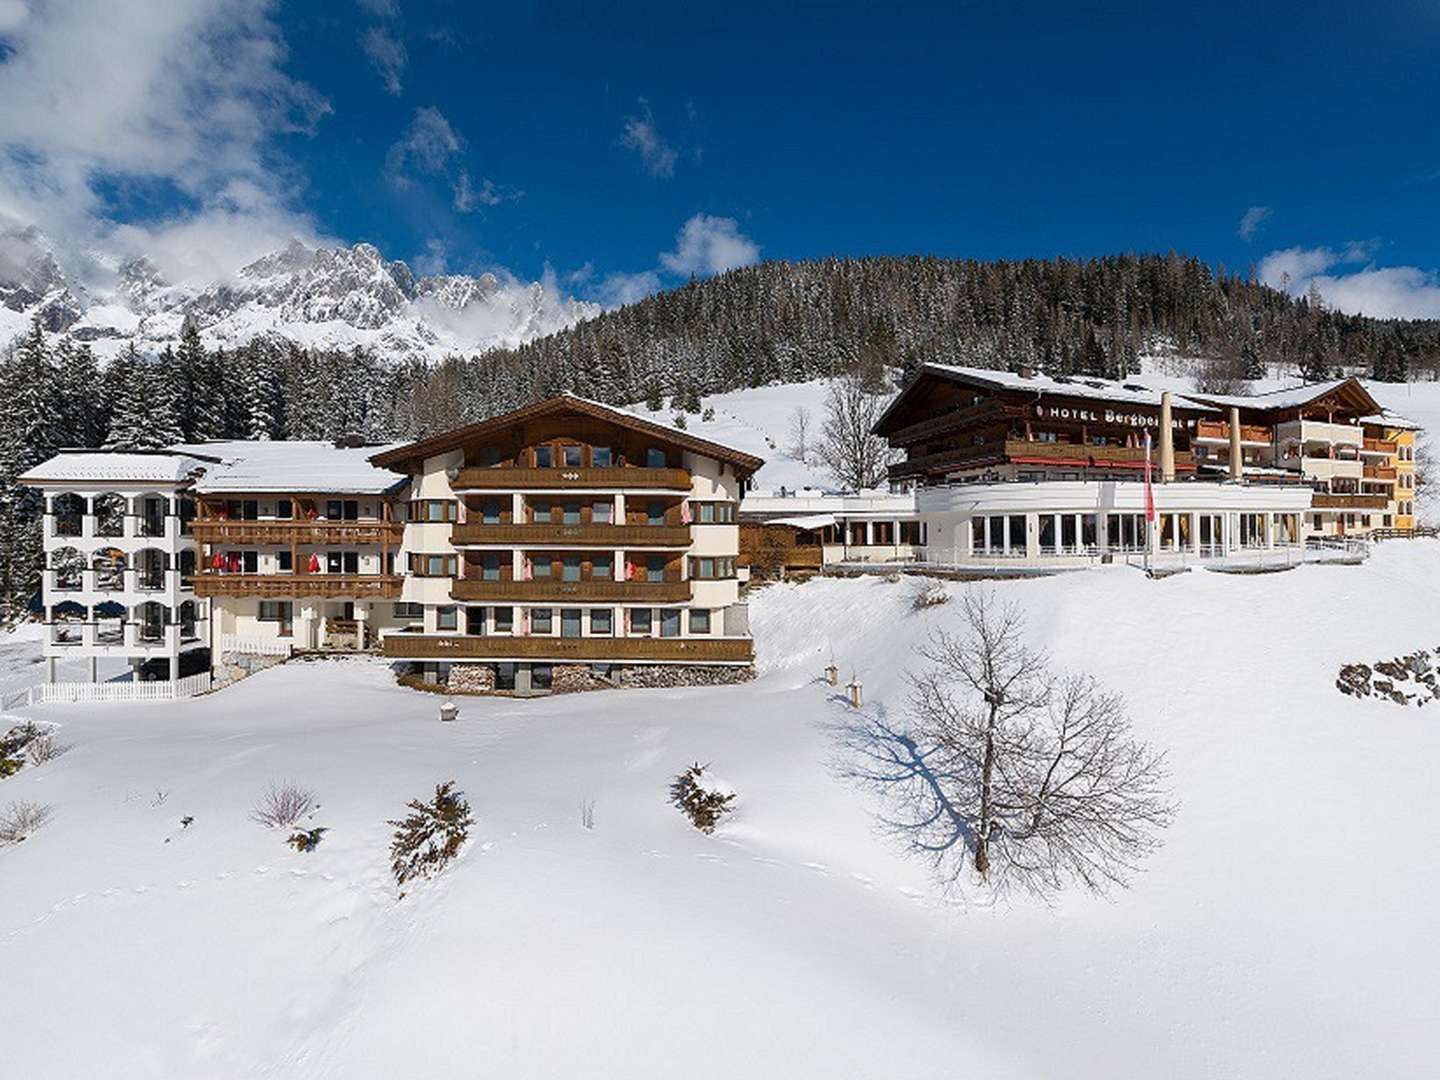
[3, 544, 1440, 1078]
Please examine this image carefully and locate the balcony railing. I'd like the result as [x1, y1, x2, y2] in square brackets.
[191, 520, 403, 545]
[1363, 464, 1397, 481]
[450, 578, 691, 603]
[890, 438, 1197, 478]
[192, 573, 403, 599]
[1362, 438, 1398, 456]
[382, 633, 753, 663]
[450, 522, 692, 546]
[452, 466, 692, 491]
[1193, 420, 1271, 444]
[1310, 493, 1390, 510]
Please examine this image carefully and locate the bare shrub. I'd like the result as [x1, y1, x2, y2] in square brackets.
[26, 733, 68, 766]
[389, 781, 473, 890]
[669, 763, 736, 834]
[0, 800, 53, 844]
[911, 581, 950, 610]
[251, 782, 316, 829]
[580, 799, 596, 831]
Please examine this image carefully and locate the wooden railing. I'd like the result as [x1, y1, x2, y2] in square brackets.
[192, 574, 404, 598]
[450, 578, 691, 603]
[382, 633, 753, 663]
[451, 523, 692, 546]
[452, 466, 692, 490]
[1363, 464, 1397, 481]
[1194, 420, 1271, 443]
[191, 520, 403, 545]
[1362, 438, 1398, 455]
[891, 438, 1196, 478]
[1310, 493, 1389, 510]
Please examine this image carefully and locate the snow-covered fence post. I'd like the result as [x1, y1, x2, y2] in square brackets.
[847, 679, 863, 708]
[824, 662, 839, 686]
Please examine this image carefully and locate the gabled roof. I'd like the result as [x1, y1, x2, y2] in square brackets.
[170, 439, 408, 495]
[1187, 376, 1380, 415]
[369, 393, 766, 474]
[874, 363, 1215, 436]
[1360, 412, 1422, 431]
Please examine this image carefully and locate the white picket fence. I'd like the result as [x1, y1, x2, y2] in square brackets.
[24, 671, 214, 706]
[221, 635, 294, 657]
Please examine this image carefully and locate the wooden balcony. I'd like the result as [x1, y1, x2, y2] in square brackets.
[1310, 493, 1390, 510]
[1194, 420, 1271, 444]
[192, 573, 404, 599]
[890, 438, 1195, 478]
[1363, 464, 1397, 481]
[382, 633, 753, 663]
[452, 466, 692, 491]
[451, 522, 692, 546]
[191, 520, 403, 545]
[1362, 438, 1398, 455]
[450, 578, 691, 603]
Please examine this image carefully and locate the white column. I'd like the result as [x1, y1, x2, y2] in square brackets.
[1190, 512, 1201, 555]
[87, 655, 98, 683]
[355, 601, 369, 647]
[615, 492, 626, 524]
[511, 492, 524, 521]
[46, 656, 57, 684]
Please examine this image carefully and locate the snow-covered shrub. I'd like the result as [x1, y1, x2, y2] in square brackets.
[0, 800, 52, 845]
[388, 781, 473, 888]
[1, 722, 43, 778]
[669, 763, 736, 834]
[287, 826, 327, 853]
[0, 757, 22, 779]
[26, 733, 66, 766]
[911, 581, 950, 610]
[251, 782, 316, 828]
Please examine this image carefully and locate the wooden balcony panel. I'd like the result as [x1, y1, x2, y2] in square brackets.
[382, 633, 753, 664]
[1194, 420, 1271, 443]
[453, 466, 692, 491]
[451, 522, 692, 546]
[1310, 493, 1390, 510]
[1363, 464, 1397, 481]
[191, 521, 403, 545]
[1362, 438, 1398, 454]
[192, 573, 404, 599]
[450, 578, 691, 603]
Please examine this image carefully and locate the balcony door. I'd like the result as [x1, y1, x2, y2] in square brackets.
[660, 608, 681, 638]
[561, 608, 582, 638]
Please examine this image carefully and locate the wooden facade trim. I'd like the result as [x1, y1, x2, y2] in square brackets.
[191, 521, 404, 545]
[381, 633, 753, 663]
[450, 579, 691, 603]
[191, 574, 403, 599]
[1310, 493, 1390, 510]
[453, 466, 692, 490]
[452, 523, 692, 546]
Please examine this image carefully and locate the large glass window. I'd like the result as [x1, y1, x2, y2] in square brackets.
[592, 446, 612, 467]
[534, 446, 552, 467]
[563, 502, 581, 525]
[482, 500, 501, 525]
[590, 608, 613, 635]
[689, 608, 711, 634]
[561, 608, 582, 638]
[647, 500, 666, 526]
[531, 607, 553, 634]
[436, 606, 458, 632]
[646, 448, 666, 468]
[592, 555, 613, 580]
[630, 607, 652, 635]
[1038, 514, 1056, 554]
[562, 557, 581, 582]
[592, 501, 613, 524]
[562, 445, 582, 467]
[660, 608, 682, 637]
[988, 516, 1004, 552]
[494, 606, 514, 633]
[466, 607, 486, 635]
[482, 553, 501, 581]
[646, 556, 665, 582]
[1008, 515, 1025, 553]
[533, 500, 551, 523]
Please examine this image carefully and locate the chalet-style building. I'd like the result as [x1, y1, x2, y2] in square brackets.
[367, 394, 762, 694]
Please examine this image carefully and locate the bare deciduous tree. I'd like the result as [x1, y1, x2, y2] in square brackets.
[817, 375, 897, 492]
[251, 782, 316, 829]
[836, 590, 1174, 898]
[787, 405, 812, 464]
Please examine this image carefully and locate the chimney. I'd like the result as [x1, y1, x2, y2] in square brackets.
[1228, 406, 1244, 481]
[1159, 391, 1176, 483]
[1017, 365, 1036, 380]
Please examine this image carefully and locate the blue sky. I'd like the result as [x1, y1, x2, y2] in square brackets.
[2, 1, 1439, 316]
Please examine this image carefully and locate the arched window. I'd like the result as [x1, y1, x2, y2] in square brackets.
[135, 601, 167, 642]
[93, 548, 127, 591]
[52, 493, 85, 537]
[135, 548, 168, 591]
[51, 600, 87, 644]
[179, 600, 198, 640]
[178, 549, 197, 581]
[94, 601, 125, 644]
[93, 493, 126, 538]
[51, 545, 84, 590]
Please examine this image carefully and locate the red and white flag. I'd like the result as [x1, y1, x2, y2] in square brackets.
[1143, 430, 1156, 524]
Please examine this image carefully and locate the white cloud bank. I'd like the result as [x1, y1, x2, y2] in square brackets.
[1258, 243, 1440, 320]
[593, 213, 760, 308]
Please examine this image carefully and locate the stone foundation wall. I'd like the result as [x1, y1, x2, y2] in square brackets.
[447, 663, 497, 694]
[552, 664, 614, 694]
[614, 664, 756, 690]
[214, 651, 288, 687]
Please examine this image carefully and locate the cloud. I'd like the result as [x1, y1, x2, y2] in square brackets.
[0, 0, 330, 285]
[1257, 243, 1440, 319]
[361, 26, 406, 96]
[619, 100, 678, 178]
[659, 214, 760, 276]
[1237, 205, 1272, 242]
[385, 108, 517, 215]
[356, 0, 398, 16]
[596, 269, 663, 308]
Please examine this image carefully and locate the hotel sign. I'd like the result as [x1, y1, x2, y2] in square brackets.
[1033, 404, 1192, 430]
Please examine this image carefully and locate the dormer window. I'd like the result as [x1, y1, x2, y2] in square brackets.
[646, 447, 666, 468]
[534, 446, 553, 468]
[562, 445, 582, 467]
[592, 446, 612, 467]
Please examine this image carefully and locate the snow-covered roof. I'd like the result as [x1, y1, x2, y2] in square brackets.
[764, 514, 837, 530]
[917, 363, 1219, 412]
[169, 440, 408, 495]
[1186, 378, 1356, 410]
[18, 451, 214, 485]
[1360, 412, 1422, 431]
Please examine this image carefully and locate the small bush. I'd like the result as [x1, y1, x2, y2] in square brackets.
[252, 782, 316, 828]
[0, 800, 52, 845]
[0, 757, 21, 779]
[287, 826, 327, 853]
[669, 763, 736, 834]
[0, 722, 40, 758]
[911, 581, 951, 610]
[388, 781, 473, 889]
[26, 734, 67, 766]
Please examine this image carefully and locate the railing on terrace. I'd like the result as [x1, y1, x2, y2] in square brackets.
[191, 520, 403, 545]
[192, 574, 403, 599]
[381, 633, 753, 663]
[452, 466, 692, 491]
[450, 578, 691, 603]
[451, 523, 692, 546]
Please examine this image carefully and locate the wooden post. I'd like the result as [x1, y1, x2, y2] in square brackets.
[824, 662, 838, 686]
[847, 680, 863, 708]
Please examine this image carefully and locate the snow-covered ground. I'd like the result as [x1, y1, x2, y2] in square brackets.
[3, 542, 1440, 1078]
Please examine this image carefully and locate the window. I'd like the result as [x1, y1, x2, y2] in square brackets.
[327, 551, 360, 575]
[688, 556, 735, 579]
[630, 607, 652, 635]
[593, 501, 613, 524]
[436, 606, 458, 632]
[692, 502, 737, 524]
[227, 499, 259, 521]
[277, 550, 293, 573]
[534, 446, 553, 467]
[412, 554, 458, 577]
[532, 500, 551, 523]
[476, 446, 502, 467]
[647, 501, 666, 526]
[562, 556, 581, 582]
[394, 602, 424, 618]
[466, 607, 485, 635]
[494, 606, 514, 633]
[276, 499, 293, 519]
[259, 600, 292, 623]
[409, 500, 455, 523]
[531, 607, 553, 634]
[531, 556, 552, 578]
[563, 502, 581, 525]
[646, 447, 666, 468]
[495, 663, 516, 691]
[562, 445, 582, 467]
[592, 555, 613, 580]
[660, 608, 682, 637]
[592, 446, 612, 467]
[590, 608, 613, 635]
[1008, 515, 1025, 552]
[326, 500, 359, 521]
[482, 553, 501, 581]
[561, 608, 582, 638]
[689, 608, 711, 634]
[243, 551, 259, 574]
[646, 556, 665, 582]
[531, 664, 553, 691]
[482, 500, 502, 524]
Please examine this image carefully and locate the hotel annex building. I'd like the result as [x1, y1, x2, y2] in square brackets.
[22, 395, 761, 696]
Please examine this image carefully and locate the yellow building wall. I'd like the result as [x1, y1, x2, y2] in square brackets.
[1388, 427, 1417, 529]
